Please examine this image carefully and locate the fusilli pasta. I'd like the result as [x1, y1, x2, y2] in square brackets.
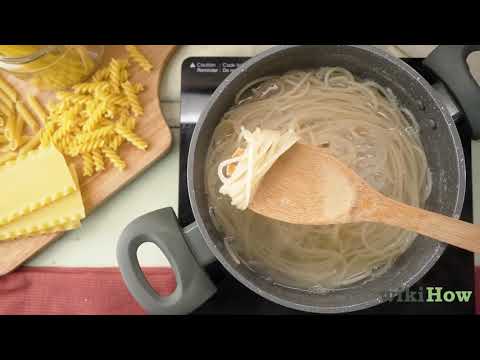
[125, 45, 153, 72]
[103, 147, 125, 170]
[114, 124, 148, 150]
[122, 81, 143, 116]
[91, 149, 105, 172]
[82, 153, 95, 176]
[37, 50, 151, 176]
[109, 58, 122, 94]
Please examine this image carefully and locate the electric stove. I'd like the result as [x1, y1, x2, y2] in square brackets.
[179, 56, 475, 314]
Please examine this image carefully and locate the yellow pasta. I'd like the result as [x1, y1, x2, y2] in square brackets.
[17, 135, 29, 148]
[12, 112, 24, 150]
[102, 147, 125, 170]
[121, 81, 143, 116]
[40, 121, 57, 146]
[125, 45, 153, 72]
[0, 151, 16, 166]
[114, 124, 147, 150]
[73, 139, 105, 156]
[16, 102, 39, 132]
[119, 59, 129, 68]
[109, 134, 124, 151]
[0, 45, 40, 57]
[73, 81, 110, 95]
[1, 46, 101, 91]
[0, 100, 12, 117]
[76, 125, 114, 143]
[91, 66, 110, 82]
[0, 74, 18, 102]
[94, 82, 112, 97]
[126, 116, 136, 131]
[53, 109, 77, 142]
[109, 58, 122, 93]
[0, 88, 15, 111]
[4, 111, 16, 149]
[40, 51, 151, 177]
[91, 149, 105, 172]
[83, 103, 105, 131]
[120, 68, 129, 82]
[82, 153, 94, 176]
[19, 132, 41, 155]
[133, 83, 145, 94]
[26, 94, 48, 125]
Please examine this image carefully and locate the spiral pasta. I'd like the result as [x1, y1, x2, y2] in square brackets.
[20, 50, 150, 177]
[102, 147, 125, 170]
[125, 45, 153, 72]
[76, 125, 114, 143]
[114, 124, 148, 150]
[73, 81, 110, 95]
[91, 67, 110, 82]
[121, 81, 143, 116]
[82, 103, 104, 131]
[91, 149, 105, 172]
[73, 139, 105, 155]
[82, 153, 95, 176]
[109, 58, 122, 94]
[109, 135, 124, 151]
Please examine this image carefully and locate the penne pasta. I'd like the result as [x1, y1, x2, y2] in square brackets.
[0, 88, 15, 111]
[27, 94, 48, 125]
[14, 112, 25, 140]
[19, 132, 41, 155]
[0, 151, 16, 166]
[0, 75, 18, 102]
[4, 111, 16, 145]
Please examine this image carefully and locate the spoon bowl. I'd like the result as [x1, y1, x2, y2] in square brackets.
[250, 143, 480, 253]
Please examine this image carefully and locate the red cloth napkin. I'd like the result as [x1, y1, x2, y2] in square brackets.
[0, 267, 176, 315]
[0, 266, 478, 314]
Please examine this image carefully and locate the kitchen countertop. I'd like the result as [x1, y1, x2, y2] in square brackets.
[25, 45, 480, 269]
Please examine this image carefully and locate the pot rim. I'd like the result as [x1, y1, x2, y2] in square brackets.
[187, 45, 466, 313]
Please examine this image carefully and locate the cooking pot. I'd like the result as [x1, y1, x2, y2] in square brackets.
[117, 45, 480, 314]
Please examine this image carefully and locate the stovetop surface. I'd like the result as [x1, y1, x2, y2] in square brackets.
[179, 57, 475, 314]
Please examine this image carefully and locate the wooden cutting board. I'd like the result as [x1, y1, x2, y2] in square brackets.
[0, 45, 177, 276]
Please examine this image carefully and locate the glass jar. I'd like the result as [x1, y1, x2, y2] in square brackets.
[0, 45, 104, 91]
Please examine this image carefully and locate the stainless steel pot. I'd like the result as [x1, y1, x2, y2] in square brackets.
[117, 45, 480, 314]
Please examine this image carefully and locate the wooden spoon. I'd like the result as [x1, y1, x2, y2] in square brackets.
[249, 143, 480, 253]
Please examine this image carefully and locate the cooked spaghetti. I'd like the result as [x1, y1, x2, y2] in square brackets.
[205, 67, 431, 292]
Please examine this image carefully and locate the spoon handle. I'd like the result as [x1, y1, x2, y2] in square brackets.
[371, 197, 480, 253]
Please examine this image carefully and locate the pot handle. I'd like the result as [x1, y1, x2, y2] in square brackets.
[116, 207, 217, 315]
[423, 45, 480, 139]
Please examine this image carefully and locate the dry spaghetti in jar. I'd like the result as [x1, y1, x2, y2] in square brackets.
[0, 45, 104, 91]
